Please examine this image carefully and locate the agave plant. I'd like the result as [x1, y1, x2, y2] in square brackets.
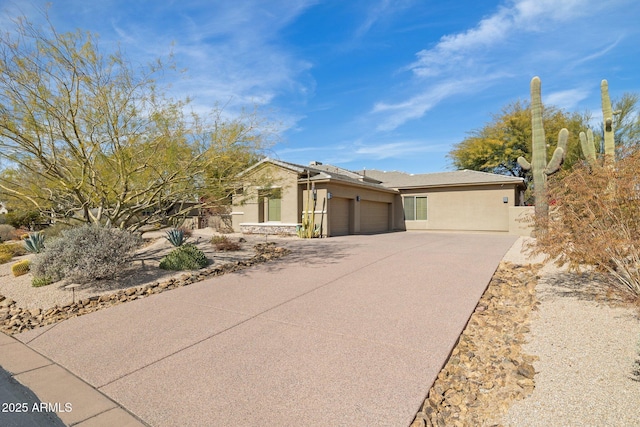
[24, 232, 45, 253]
[165, 228, 187, 247]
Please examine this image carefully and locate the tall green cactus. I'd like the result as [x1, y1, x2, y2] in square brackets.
[601, 79, 616, 164]
[517, 76, 569, 220]
[580, 79, 616, 167]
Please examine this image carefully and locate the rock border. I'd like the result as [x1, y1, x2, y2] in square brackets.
[0, 242, 290, 335]
[411, 262, 542, 427]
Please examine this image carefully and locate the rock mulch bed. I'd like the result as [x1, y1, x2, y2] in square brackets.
[0, 242, 289, 335]
[411, 262, 542, 427]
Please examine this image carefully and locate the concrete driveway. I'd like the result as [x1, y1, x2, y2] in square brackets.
[16, 232, 517, 426]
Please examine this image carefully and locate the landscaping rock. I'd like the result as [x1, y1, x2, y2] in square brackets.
[410, 262, 541, 427]
[0, 243, 290, 335]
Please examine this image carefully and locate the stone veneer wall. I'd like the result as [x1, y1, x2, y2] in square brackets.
[240, 223, 299, 236]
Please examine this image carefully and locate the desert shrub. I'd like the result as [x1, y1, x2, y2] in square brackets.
[11, 259, 30, 276]
[177, 225, 193, 238]
[6, 242, 27, 256]
[0, 242, 27, 263]
[5, 210, 40, 229]
[31, 224, 142, 284]
[42, 222, 72, 239]
[0, 251, 11, 264]
[159, 244, 208, 270]
[32, 276, 53, 287]
[532, 148, 640, 297]
[211, 235, 241, 251]
[0, 224, 15, 242]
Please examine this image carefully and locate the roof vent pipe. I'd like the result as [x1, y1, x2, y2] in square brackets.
[309, 161, 323, 166]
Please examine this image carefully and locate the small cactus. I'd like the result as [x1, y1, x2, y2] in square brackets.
[517, 76, 569, 220]
[24, 232, 45, 253]
[579, 129, 597, 166]
[165, 228, 186, 247]
[11, 259, 31, 277]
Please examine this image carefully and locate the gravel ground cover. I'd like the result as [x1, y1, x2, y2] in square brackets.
[0, 230, 277, 310]
[411, 237, 640, 427]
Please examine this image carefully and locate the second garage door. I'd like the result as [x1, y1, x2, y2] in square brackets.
[360, 200, 389, 234]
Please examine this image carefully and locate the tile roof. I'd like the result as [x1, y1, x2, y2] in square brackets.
[241, 158, 524, 191]
[362, 169, 525, 189]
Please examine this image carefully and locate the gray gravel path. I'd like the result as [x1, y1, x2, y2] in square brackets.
[501, 238, 640, 426]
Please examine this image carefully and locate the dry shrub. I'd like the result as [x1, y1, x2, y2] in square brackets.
[31, 224, 142, 284]
[211, 235, 241, 251]
[0, 224, 15, 242]
[532, 148, 640, 298]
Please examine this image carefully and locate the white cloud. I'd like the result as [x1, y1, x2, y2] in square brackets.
[370, 0, 622, 132]
[354, 140, 449, 159]
[372, 74, 507, 131]
[545, 88, 590, 111]
[355, 0, 415, 38]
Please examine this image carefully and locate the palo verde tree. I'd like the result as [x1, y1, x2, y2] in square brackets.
[448, 97, 591, 196]
[0, 16, 273, 230]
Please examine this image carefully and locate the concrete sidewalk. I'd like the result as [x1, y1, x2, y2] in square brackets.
[0, 332, 146, 426]
[8, 232, 517, 426]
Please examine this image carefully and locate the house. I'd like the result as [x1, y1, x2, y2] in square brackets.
[0, 202, 7, 215]
[231, 158, 529, 236]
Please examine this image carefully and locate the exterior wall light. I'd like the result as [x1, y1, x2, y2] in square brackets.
[503, 197, 509, 204]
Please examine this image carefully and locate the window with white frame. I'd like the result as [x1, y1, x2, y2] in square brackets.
[403, 196, 427, 220]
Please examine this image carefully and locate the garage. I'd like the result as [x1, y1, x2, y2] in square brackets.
[329, 197, 351, 236]
[360, 200, 390, 234]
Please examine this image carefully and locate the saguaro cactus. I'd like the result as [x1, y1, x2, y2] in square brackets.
[601, 79, 616, 164]
[580, 79, 616, 167]
[517, 76, 569, 220]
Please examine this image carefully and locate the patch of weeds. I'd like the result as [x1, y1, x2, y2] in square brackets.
[32, 276, 53, 287]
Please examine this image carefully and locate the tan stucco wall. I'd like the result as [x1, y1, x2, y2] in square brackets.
[232, 164, 301, 231]
[400, 184, 520, 232]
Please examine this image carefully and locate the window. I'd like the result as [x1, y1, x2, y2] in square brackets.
[403, 196, 427, 220]
[266, 189, 281, 221]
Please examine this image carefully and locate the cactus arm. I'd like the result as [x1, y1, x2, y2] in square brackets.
[546, 147, 564, 175]
[517, 156, 531, 170]
[601, 80, 615, 162]
[579, 129, 596, 165]
[545, 128, 568, 175]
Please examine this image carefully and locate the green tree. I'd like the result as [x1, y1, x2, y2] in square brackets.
[0, 15, 273, 230]
[448, 101, 591, 183]
[609, 93, 640, 150]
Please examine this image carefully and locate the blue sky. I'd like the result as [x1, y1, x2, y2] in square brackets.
[2, 0, 640, 173]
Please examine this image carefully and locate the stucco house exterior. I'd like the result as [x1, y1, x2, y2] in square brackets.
[231, 158, 529, 237]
